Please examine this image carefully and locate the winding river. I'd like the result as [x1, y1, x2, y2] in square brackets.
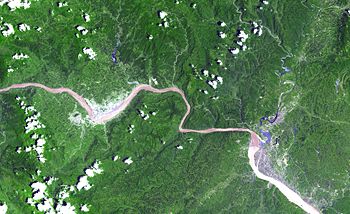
[0, 83, 319, 214]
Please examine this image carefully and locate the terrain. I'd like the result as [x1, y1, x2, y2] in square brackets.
[0, 0, 349, 213]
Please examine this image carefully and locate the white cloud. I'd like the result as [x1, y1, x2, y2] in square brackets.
[123, 157, 133, 165]
[0, 0, 31, 11]
[0, 202, 7, 214]
[82, 47, 97, 60]
[76, 176, 92, 191]
[1, 23, 15, 37]
[158, 11, 168, 19]
[83, 13, 90, 22]
[80, 204, 89, 212]
[12, 53, 29, 60]
[18, 23, 30, 32]
[56, 202, 76, 214]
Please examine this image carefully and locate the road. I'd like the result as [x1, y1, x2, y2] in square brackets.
[0, 82, 319, 214]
